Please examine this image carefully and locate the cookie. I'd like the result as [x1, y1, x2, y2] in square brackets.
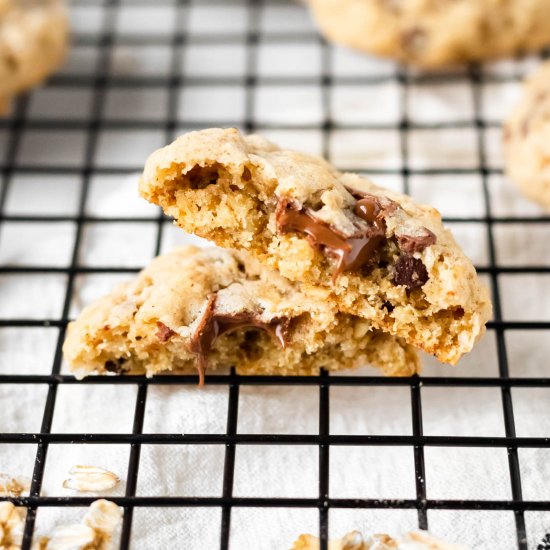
[0, 0, 68, 114]
[293, 529, 467, 550]
[305, 0, 550, 68]
[140, 128, 492, 366]
[504, 61, 550, 210]
[63, 246, 419, 381]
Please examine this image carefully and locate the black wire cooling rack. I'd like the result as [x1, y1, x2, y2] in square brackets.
[1, 0, 550, 548]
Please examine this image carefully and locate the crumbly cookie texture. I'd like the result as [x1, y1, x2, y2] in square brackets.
[140, 128, 491, 366]
[63, 246, 419, 381]
[504, 61, 550, 210]
[305, 0, 550, 68]
[0, 0, 68, 114]
[292, 529, 469, 550]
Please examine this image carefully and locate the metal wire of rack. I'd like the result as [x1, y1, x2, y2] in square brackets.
[1, 0, 550, 548]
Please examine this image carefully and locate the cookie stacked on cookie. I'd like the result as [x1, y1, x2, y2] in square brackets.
[64, 128, 491, 382]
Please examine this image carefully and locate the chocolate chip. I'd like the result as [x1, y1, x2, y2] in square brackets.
[156, 322, 177, 343]
[354, 197, 381, 222]
[393, 255, 429, 290]
[396, 228, 436, 254]
[382, 301, 395, 313]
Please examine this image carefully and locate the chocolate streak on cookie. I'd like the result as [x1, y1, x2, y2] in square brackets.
[156, 321, 177, 343]
[396, 229, 436, 254]
[275, 196, 386, 282]
[189, 295, 289, 386]
[276, 191, 437, 288]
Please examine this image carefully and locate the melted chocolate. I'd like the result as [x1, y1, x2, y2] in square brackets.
[396, 228, 436, 254]
[276, 197, 386, 280]
[354, 197, 381, 222]
[275, 191, 436, 287]
[189, 295, 289, 385]
[156, 322, 177, 343]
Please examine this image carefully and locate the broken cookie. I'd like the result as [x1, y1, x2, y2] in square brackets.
[140, 128, 491, 366]
[63, 246, 419, 382]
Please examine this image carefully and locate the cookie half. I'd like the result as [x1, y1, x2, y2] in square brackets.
[140, 128, 492, 366]
[293, 529, 467, 550]
[63, 246, 419, 381]
[504, 61, 550, 210]
[0, 0, 69, 114]
[305, 0, 550, 68]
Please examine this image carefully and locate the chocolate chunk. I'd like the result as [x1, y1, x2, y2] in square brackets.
[156, 321, 177, 343]
[104, 358, 126, 373]
[189, 295, 289, 386]
[396, 228, 436, 254]
[393, 255, 429, 290]
[275, 196, 386, 281]
[186, 164, 220, 189]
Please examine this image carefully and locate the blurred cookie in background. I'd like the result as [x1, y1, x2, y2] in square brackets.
[0, 0, 69, 114]
[305, 0, 550, 68]
[504, 61, 550, 210]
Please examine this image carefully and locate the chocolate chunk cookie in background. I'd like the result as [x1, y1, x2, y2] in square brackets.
[292, 529, 468, 550]
[140, 128, 492, 368]
[504, 60, 550, 210]
[0, 0, 68, 114]
[304, 0, 550, 68]
[63, 246, 420, 382]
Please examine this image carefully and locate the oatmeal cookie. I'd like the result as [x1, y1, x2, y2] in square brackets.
[63, 246, 419, 382]
[504, 60, 550, 210]
[305, 0, 550, 68]
[140, 128, 491, 366]
[0, 0, 68, 114]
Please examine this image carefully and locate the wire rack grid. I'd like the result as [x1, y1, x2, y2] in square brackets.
[1, 0, 550, 548]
